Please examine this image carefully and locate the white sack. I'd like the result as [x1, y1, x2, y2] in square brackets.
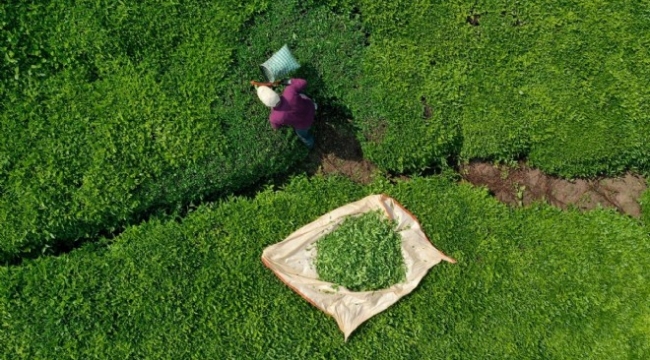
[261, 194, 456, 341]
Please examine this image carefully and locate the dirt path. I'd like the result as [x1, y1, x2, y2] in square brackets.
[303, 120, 647, 218]
[460, 162, 647, 218]
[298, 112, 378, 185]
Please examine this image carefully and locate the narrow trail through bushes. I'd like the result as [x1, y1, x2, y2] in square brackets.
[304, 119, 647, 218]
[460, 162, 647, 218]
[294, 103, 378, 184]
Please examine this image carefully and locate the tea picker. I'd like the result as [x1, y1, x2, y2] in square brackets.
[251, 45, 317, 149]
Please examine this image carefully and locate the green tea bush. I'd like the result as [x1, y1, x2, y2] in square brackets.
[5, 0, 649, 263]
[641, 187, 650, 229]
[504, 1, 650, 177]
[345, 0, 468, 173]
[0, 0, 319, 262]
[345, 0, 650, 176]
[232, 0, 366, 109]
[2, 174, 648, 358]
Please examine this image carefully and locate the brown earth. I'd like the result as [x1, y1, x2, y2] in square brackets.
[460, 162, 647, 218]
[298, 116, 378, 185]
[300, 118, 646, 218]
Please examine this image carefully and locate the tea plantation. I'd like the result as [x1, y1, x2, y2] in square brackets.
[1, 0, 650, 357]
[2, 0, 650, 260]
[1, 175, 649, 358]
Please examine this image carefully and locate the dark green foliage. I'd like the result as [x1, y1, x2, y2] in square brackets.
[347, 0, 650, 176]
[641, 187, 650, 230]
[2, 174, 649, 358]
[2, 4, 649, 357]
[346, 0, 467, 173]
[4, 0, 649, 262]
[0, 0, 317, 262]
[316, 210, 405, 291]
[232, 0, 366, 111]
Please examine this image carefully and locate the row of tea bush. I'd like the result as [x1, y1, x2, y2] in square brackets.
[2, 174, 649, 358]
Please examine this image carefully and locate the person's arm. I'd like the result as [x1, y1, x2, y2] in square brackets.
[283, 78, 307, 99]
[269, 111, 283, 130]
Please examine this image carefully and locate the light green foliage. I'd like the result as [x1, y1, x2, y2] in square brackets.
[2, 175, 649, 358]
[316, 210, 405, 291]
[2, 2, 650, 356]
[4, 0, 649, 261]
[233, 0, 366, 110]
[346, 0, 467, 173]
[349, 0, 650, 176]
[497, 0, 650, 177]
[641, 186, 650, 229]
[0, 0, 311, 262]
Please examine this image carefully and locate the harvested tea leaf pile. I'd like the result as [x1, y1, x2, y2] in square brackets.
[316, 210, 406, 292]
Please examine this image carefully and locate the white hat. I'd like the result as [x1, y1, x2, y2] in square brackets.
[256, 86, 281, 107]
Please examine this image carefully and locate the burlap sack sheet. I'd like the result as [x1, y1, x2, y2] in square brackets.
[261, 194, 456, 340]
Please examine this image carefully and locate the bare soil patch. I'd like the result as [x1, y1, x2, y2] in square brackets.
[460, 161, 647, 218]
[297, 107, 646, 217]
[298, 117, 378, 185]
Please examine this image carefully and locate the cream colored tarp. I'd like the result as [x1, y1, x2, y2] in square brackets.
[261, 194, 456, 340]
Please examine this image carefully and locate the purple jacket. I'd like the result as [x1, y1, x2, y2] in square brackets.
[269, 78, 315, 130]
